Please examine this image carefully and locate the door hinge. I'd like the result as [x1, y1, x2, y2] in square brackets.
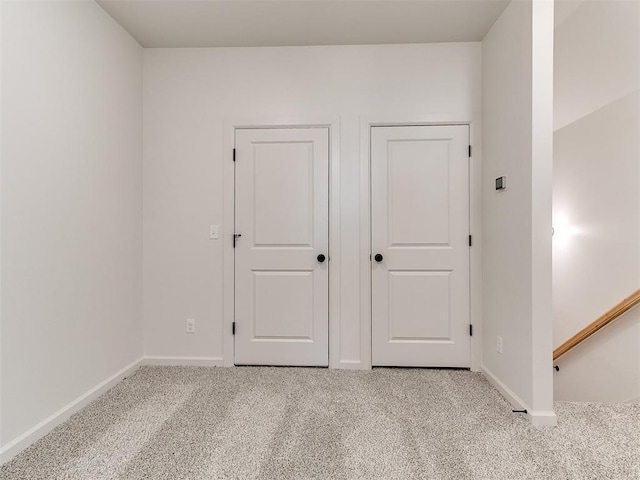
[469, 235, 472, 247]
[469, 324, 473, 336]
[233, 148, 236, 162]
[468, 145, 472, 158]
[233, 233, 242, 248]
[232, 322, 236, 335]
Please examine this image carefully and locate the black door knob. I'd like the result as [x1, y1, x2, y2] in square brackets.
[317, 254, 326, 263]
[374, 254, 383, 263]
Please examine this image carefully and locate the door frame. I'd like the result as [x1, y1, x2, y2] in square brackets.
[359, 114, 483, 372]
[223, 117, 341, 368]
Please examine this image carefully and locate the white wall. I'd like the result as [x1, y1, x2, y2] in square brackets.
[481, 0, 555, 424]
[553, 0, 640, 402]
[1, 0, 143, 451]
[554, 0, 640, 131]
[143, 43, 481, 365]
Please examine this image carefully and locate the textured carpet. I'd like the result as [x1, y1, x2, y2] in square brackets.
[1, 366, 638, 480]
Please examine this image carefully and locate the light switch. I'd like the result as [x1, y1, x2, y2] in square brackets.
[209, 225, 219, 239]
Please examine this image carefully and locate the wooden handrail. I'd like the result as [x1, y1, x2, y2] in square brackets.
[554, 288, 640, 360]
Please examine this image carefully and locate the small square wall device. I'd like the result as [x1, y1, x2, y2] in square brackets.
[495, 176, 507, 191]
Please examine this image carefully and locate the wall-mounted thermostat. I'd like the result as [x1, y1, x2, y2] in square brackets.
[495, 176, 507, 191]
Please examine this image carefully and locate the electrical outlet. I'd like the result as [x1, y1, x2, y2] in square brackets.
[186, 318, 195, 334]
[496, 335, 503, 354]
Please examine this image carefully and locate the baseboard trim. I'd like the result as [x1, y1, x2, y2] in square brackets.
[481, 364, 529, 411]
[529, 410, 558, 427]
[482, 364, 557, 427]
[0, 357, 144, 465]
[142, 356, 224, 367]
[337, 360, 368, 370]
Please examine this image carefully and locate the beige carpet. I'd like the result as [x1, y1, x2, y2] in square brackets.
[1, 366, 638, 479]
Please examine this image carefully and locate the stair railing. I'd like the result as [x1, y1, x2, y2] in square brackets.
[553, 288, 640, 361]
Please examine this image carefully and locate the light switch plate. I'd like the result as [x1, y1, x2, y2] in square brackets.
[209, 225, 219, 239]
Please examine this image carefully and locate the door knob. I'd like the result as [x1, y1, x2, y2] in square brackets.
[317, 254, 326, 263]
[374, 254, 383, 263]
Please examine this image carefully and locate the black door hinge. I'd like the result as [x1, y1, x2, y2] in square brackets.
[233, 148, 236, 162]
[469, 324, 473, 336]
[469, 235, 472, 247]
[233, 233, 242, 248]
[468, 145, 472, 158]
[232, 322, 236, 335]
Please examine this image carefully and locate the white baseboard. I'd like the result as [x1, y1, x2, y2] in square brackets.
[337, 360, 369, 370]
[482, 364, 557, 427]
[529, 410, 558, 427]
[142, 356, 224, 367]
[482, 364, 529, 411]
[0, 357, 144, 466]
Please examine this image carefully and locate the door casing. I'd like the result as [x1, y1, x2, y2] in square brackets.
[223, 117, 341, 368]
[360, 114, 483, 372]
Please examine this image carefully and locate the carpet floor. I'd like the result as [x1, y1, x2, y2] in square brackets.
[1, 366, 638, 480]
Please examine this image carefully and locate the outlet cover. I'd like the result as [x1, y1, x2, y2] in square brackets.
[186, 318, 195, 334]
[496, 335, 503, 354]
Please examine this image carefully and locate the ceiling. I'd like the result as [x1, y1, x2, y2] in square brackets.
[96, 0, 511, 48]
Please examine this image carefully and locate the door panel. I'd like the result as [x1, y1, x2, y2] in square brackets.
[235, 128, 329, 366]
[388, 140, 450, 246]
[371, 125, 470, 367]
[388, 271, 451, 340]
[253, 143, 313, 246]
[253, 271, 314, 340]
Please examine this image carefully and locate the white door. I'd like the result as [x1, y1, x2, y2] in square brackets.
[371, 125, 470, 367]
[234, 128, 329, 366]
